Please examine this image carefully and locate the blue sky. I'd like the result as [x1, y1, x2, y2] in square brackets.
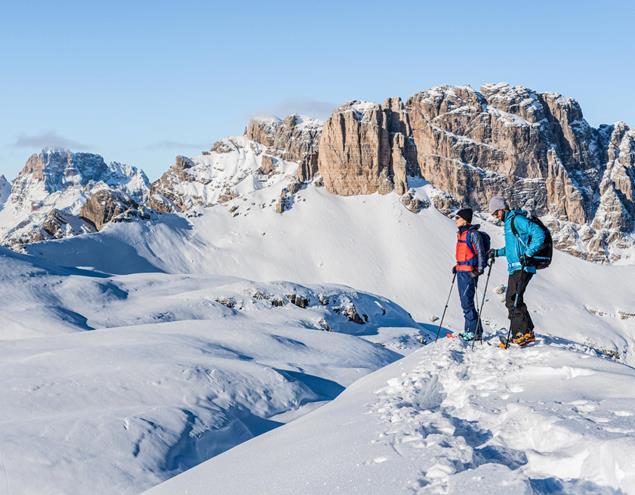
[1, 0, 633, 179]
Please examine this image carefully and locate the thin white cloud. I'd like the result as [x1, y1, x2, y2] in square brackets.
[13, 131, 90, 150]
[145, 140, 207, 150]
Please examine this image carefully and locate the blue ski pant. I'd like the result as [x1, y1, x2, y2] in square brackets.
[457, 271, 481, 334]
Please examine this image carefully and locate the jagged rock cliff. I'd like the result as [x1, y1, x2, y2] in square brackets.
[312, 84, 635, 263]
[80, 189, 150, 230]
[245, 115, 322, 182]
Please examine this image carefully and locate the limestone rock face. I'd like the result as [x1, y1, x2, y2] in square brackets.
[315, 84, 635, 262]
[245, 115, 322, 182]
[318, 101, 394, 195]
[148, 155, 196, 213]
[593, 123, 635, 232]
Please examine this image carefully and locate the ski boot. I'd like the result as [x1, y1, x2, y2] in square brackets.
[499, 331, 536, 348]
[459, 331, 476, 342]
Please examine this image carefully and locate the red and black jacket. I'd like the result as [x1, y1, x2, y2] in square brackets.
[455, 225, 485, 272]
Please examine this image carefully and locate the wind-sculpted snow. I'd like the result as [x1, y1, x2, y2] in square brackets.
[0, 247, 428, 495]
[144, 338, 635, 495]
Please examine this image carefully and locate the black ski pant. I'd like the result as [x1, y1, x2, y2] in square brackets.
[505, 270, 534, 337]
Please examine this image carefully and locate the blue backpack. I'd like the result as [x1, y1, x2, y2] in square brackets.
[466, 228, 491, 270]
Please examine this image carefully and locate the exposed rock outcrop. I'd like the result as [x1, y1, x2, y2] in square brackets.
[80, 190, 148, 230]
[245, 115, 322, 182]
[147, 155, 197, 213]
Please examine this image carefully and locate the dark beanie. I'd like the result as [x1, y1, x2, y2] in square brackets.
[455, 208, 473, 223]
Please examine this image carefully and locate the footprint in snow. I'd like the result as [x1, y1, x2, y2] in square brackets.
[613, 410, 633, 417]
[569, 400, 596, 413]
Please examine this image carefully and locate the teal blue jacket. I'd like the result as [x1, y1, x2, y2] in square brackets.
[495, 210, 546, 273]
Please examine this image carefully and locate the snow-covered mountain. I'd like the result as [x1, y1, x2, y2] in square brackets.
[10, 177, 635, 495]
[3, 84, 634, 264]
[0, 148, 149, 248]
[147, 136, 299, 214]
[2, 83, 635, 495]
[144, 83, 635, 265]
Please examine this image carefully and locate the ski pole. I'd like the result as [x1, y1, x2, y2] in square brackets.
[472, 258, 494, 350]
[435, 272, 457, 342]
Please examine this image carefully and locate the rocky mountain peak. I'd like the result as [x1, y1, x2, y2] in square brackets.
[13, 149, 149, 199]
[0, 149, 150, 249]
[17, 149, 110, 192]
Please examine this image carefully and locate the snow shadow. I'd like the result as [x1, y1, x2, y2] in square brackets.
[274, 369, 346, 401]
[0, 246, 111, 278]
[162, 407, 283, 475]
[529, 477, 625, 494]
[24, 214, 194, 275]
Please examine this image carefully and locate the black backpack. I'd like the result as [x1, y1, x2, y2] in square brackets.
[511, 213, 553, 269]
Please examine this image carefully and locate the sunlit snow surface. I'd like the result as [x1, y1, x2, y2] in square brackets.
[145, 338, 635, 494]
[2, 177, 635, 494]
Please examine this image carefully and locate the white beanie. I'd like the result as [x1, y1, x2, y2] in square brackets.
[488, 196, 508, 214]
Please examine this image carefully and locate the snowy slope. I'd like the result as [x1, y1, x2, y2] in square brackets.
[0, 246, 429, 495]
[143, 338, 635, 495]
[27, 184, 635, 364]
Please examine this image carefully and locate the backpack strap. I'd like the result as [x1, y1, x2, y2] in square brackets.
[509, 212, 529, 249]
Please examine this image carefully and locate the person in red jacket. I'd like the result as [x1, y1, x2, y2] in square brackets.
[453, 208, 487, 341]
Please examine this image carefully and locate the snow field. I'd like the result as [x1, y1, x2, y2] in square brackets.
[0, 246, 430, 495]
[145, 338, 635, 494]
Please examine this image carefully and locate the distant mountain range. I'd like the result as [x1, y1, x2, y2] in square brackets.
[1, 83, 633, 263]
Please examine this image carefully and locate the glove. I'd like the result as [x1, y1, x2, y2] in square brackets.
[469, 268, 484, 278]
[452, 266, 457, 274]
[487, 249, 496, 260]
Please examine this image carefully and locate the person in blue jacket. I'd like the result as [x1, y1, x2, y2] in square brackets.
[487, 196, 545, 346]
[452, 208, 487, 342]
